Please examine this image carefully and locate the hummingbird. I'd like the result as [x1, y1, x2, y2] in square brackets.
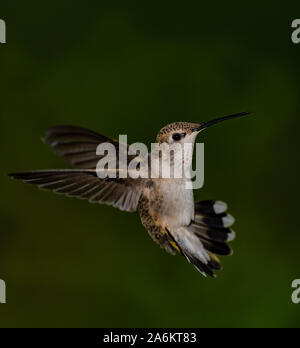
[9, 112, 250, 277]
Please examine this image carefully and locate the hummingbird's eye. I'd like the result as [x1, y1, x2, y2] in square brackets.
[172, 133, 181, 141]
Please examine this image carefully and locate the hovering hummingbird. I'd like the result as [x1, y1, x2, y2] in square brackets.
[9, 112, 250, 277]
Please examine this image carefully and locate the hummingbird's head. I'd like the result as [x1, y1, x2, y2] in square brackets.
[156, 112, 251, 144]
[156, 122, 200, 145]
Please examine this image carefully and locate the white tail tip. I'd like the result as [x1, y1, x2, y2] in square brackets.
[213, 200, 228, 214]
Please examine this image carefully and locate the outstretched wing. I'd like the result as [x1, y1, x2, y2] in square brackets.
[43, 125, 136, 170]
[9, 170, 143, 212]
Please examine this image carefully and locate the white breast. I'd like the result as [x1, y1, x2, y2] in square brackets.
[157, 179, 194, 228]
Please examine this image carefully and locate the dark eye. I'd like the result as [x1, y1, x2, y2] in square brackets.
[172, 133, 181, 141]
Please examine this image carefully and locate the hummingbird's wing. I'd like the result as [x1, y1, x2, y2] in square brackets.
[43, 125, 137, 170]
[9, 169, 143, 212]
[10, 125, 146, 211]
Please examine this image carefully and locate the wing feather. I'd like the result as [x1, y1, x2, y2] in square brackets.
[44, 125, 135, 170]
[9, 170, 142, 212]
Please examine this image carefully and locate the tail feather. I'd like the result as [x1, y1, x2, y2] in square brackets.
[207, 252, 222, 271]
[169, 226, 213, 277]
[195, 200, 227, 215]
[189, 223, 235, 243]
[191, 199, 235, 275]
[183, 252, 215, 278]
[170, 200, 235, 277]
[192, 200, 236, 244]
[200, 238, 232, 256]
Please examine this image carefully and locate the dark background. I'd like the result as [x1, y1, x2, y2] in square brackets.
[0, 1, 300, 327]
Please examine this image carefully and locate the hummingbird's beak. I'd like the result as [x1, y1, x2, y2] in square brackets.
[192, 112, 251, 132]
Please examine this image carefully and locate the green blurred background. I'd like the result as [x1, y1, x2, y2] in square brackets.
[1, 1, 300, 328]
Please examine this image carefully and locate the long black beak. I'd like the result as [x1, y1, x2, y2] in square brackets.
[193, 112, 251, 132]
